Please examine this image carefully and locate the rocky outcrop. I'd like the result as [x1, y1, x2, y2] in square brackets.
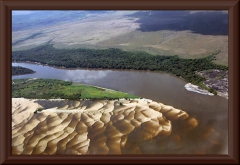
[196, 69, 228, 99]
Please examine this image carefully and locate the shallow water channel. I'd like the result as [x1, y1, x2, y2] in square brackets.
[12, 62, 228, 154]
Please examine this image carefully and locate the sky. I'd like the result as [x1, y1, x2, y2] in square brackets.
[12, 10, 40, 15]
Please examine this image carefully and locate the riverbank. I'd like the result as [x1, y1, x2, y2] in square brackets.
[12, 44, 228, 89]
[12, 62, 228, 99]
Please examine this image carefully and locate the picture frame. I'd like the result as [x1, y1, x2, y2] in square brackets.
[0, 0, 239, 164]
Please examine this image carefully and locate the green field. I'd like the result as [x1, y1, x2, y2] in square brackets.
[12, 79, 139, 100]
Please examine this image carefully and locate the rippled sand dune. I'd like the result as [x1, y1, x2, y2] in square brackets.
[12, 98, 222, 155]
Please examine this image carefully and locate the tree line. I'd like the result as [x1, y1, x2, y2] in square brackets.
[12, 66, 35, 75]
[12, 44, 227, 88]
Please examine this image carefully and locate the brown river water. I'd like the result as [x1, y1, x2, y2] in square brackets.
[12, 62, 228, 154]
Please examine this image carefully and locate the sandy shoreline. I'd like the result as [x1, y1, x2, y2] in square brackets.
[184, 83, 228, 99]
[12, 98, 201, 154]
[184, 83, 214, 96]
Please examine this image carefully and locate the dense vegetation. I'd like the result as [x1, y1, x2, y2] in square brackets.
[12, 79, 139, 100]
[12, 66, 35, 75]
[12, 44, 228, 93]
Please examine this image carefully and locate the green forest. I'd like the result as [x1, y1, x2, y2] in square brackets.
[12, 66, 35, 75]
[12, 79, 139, 100]
[12, 44, 228, 93]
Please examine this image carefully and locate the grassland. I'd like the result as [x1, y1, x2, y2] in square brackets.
[12, 79, 139, 100]
[12, 11, 228, 66]
[12, 32, 43, 46]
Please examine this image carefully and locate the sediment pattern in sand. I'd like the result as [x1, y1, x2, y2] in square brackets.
[13, 98, 220, 155]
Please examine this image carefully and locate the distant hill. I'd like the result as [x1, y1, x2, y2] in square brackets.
[12, 10, 115, 31]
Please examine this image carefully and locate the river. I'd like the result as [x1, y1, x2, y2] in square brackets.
[12, 62, 228, 154]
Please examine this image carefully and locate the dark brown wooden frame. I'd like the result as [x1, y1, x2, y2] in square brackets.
[0, 0, 239, 164]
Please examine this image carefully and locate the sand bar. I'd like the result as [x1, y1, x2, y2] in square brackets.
[13, 98, 223, 154]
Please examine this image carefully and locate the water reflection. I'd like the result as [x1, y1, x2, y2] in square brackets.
[12, 63, 112, 82]
[65, 69, 113, 83]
